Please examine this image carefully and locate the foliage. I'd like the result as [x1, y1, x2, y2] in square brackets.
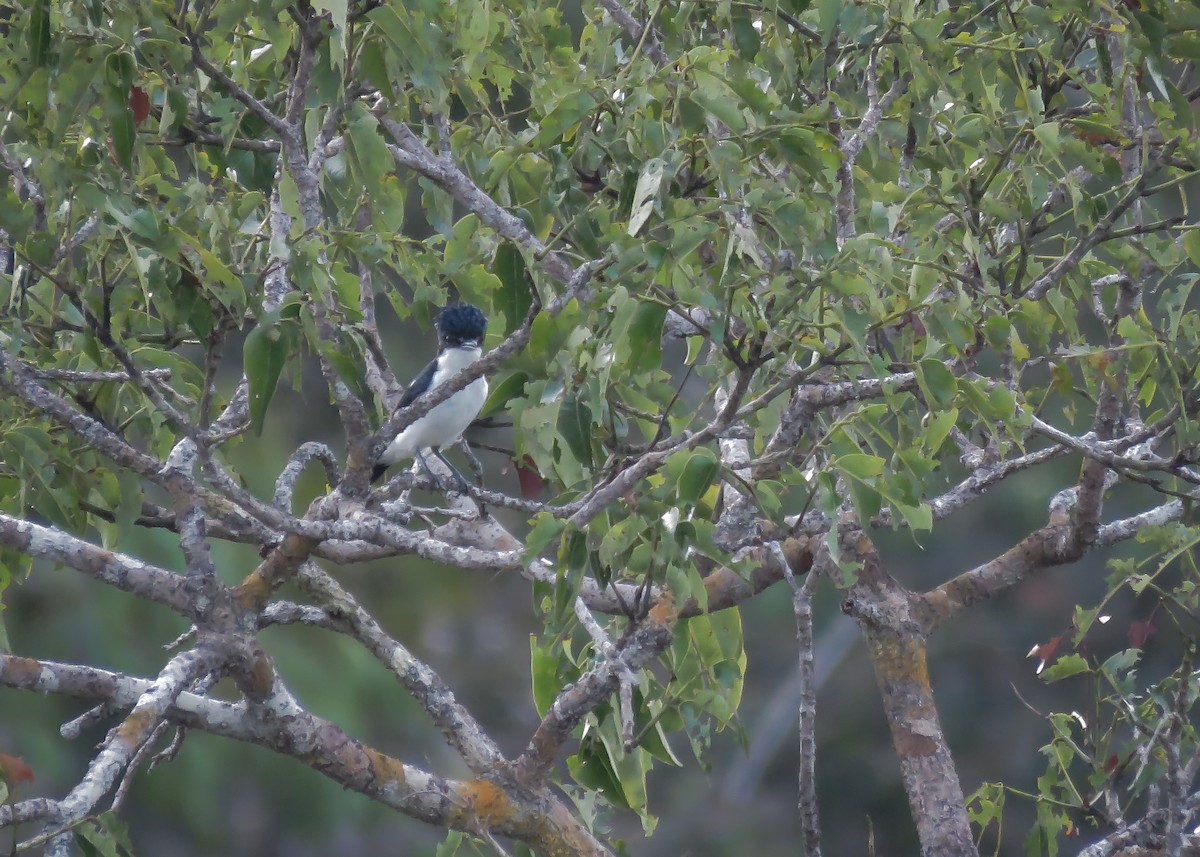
[0, 0, 1199, 854]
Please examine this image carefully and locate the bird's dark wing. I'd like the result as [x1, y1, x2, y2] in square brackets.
[398, 357, 439, 407]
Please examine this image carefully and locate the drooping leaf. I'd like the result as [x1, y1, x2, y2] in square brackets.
[29, 0, 51, 67]
[557, 392, 594, 470]
[494, 243, 531, 335]
[244, 316, 292, 435]
[627, 157, 666, 237]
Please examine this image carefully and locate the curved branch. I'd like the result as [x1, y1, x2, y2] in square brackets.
[921, 500, 1185, 632]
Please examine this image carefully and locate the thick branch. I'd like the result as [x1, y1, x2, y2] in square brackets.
[922, 500, 1184, 632]
[841, 538, 978, 857]
[0, 513, 194, 617]
[0, 655, 611, 855]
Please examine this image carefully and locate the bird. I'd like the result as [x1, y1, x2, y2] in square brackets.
[372, 303, 489, 491]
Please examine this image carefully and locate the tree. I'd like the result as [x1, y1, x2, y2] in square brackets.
[1, 0, 1199, 854]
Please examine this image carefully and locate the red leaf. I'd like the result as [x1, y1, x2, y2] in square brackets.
[1026, 634, 1063, 674]
[129, 86, 150, 125]
[1128, 617, 1157, 648]
[1027, 635, 1063, 663]
[514, 455, 546, 499]
[0, 753, 34, 784]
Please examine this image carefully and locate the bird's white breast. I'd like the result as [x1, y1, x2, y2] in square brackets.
[382, 346, 487, 463]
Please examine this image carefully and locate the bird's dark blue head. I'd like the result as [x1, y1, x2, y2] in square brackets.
[436, 303, 488, 349]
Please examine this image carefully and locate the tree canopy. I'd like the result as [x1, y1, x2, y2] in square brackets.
[2, 0, 1200, 854]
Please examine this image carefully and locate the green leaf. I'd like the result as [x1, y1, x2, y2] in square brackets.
[75, 811, 135, 857]
[530, 636, 561, 717]
[895, 501, 932, 531]
[627, 301, 668, 373]
[531, 90, 597, 149]
[480, 370, 528, 418]
[313, 0, 348, 67]
[676, 448, 719, 505]
[595, 713, 653, 826]
[344, 105, 395, 191]
[524, 512, 566, 561]
[1183, 230, 1200, 270]
[553, 528, 588, 621]
[434, 832, 465, 857]
[29, 0, 51, 67]
[568, 733, 627, 808]
[834, 453, 885, 479]
[105, 202, 160, 242]
[244, 316, 291, 436]
[921, 408, 958, 455]
[598, 515, 645, 568]
[109, 105, 136, 172]
[1040, 654, 1089, 683]
[627, 157, 666, 237]
[1101, 648, 1140, 678]
[917, 359, 957, 410]
[172, 230, 247, 311]
[730, 6, 760, 60]
[321, 335, 372, 407]
[494, 243, 531, 335]
[104, 51, 135, 90]
[528, 300, 579, 363]
[690, 87, 746, 134]
[817, 0, 841, 40]
[968, 781, 1006, 831]
[557, 392, 594, 469]
[115, 469, 142, 545]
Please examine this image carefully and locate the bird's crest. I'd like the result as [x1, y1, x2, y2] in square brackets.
[436, 303, 488, 347]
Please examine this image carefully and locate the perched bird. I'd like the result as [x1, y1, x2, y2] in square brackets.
[372, 303, 489, 490]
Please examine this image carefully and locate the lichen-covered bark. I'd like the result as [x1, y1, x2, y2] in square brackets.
[862, 628, 976, 855]
[844, 537, 979, 857]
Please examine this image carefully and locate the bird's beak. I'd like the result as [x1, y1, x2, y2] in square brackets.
[461, 339, 479, 349]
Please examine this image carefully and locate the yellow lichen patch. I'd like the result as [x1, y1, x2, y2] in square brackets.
[0, 656, 45, 687]
[852, 529, 874, 557]
[453, 779, 517, 828]
[782, 536, 814, 574]
[364, 746, 407, 788]
[233, 571, 271, 610]
[531, 801, 611, 857]
[867, 635, 931, 691]
[530, 821, 594, 857]
[918, 589, 955, 627]
[248, 649, 276, 697]
[235, 534, 316, 609]
[647, 590, 678, 631]
[115, 707, 160, 746]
